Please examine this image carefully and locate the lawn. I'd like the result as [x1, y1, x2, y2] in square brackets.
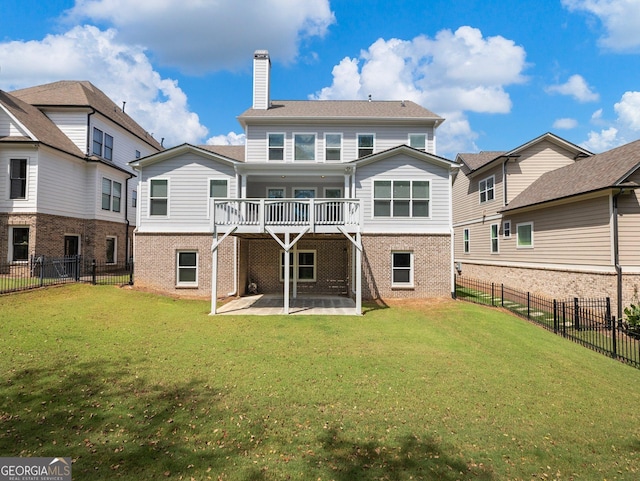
[0, 285, 638, 480]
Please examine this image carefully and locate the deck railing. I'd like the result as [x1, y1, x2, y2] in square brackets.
[212, 198, 362, 230]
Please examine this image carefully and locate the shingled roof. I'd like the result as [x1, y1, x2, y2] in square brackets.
[0, 90, 84, 158]
[10, 81, 162, 151]
[198, 145, 245, 162]
[501, 138, 640, 212]
[238, 100, 443, 125]
[456, 151, 506, 174]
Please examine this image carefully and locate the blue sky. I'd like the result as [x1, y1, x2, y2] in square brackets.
[2, 0, 640, 158]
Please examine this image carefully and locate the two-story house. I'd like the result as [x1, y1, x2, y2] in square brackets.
[0, 81, 162, 268]
[452, 132, 640, 318]
[131, 50, 458, 314]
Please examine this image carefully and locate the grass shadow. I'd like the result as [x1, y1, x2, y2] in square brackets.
[313, 428, 495, 480]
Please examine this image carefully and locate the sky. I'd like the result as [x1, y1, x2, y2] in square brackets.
[2, 0, 640, 159]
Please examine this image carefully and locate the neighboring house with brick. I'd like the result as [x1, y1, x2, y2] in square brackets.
[453, 132, 640, 318]
[0, 81, 162, 267]
[131, 50, 458, 314]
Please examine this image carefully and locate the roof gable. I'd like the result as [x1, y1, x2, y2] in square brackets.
[353, 144, 457, 170]
[130, 143, 242, 169]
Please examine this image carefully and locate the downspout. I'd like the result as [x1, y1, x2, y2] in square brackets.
[85, 108, 96, 156]
[612, 189, 624, 321]
[449, 167, 455, 298]
[502, 158, 508, 206]
[125, 172, 135, 265]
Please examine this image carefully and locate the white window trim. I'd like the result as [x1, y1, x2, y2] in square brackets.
[324, 133, 342, 162]
[479, 175, 495, 204]
[9, 158, 28, 201]
[176, 250, 199, 287]
[148, 178, 169, 218]
[8, 226, 29, 263]
[372, 179, 431, 219]
[293, 132, 317, 162]
[207, 177, 229, 218]
[357, 133, 375, 158]
[516, 221, 534, 249]
[408, 133, 427, 151]
[490, 223, 499, 254]
[267, 132, 285, 162]
[280, 249, 317, 282]
[266, 187, 286, 198]
[463, 228, 470, 254]
[503, 220, 511, 238]
[106, 236, 117, 264]
[293, 187, 317, 199]
[391, 251, 414, 288]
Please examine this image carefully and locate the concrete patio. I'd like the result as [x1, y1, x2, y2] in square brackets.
[216, 294, 358, 315]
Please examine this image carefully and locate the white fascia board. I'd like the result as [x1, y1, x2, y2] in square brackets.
[0, 104, 38, 140]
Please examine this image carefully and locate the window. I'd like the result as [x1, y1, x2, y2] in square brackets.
[324, 188, 342, 198]
[409, 133, 426, 151]
[503, 220, 511, 238]
[149, 179, 168, 216]
[373, 180, 430, 217]
[325, 133, 342, 161]
[93, 128, 103, 156]
[267, 188, 285, 198]
[102, 178, 121, 212]
[10, 159, 27, 199]
[294, 188, 316, 199]
[294, 133, 316, 161]
[392, 252, 414, 287]
[132, 190, 137, 208]
[280, 250, 316, 282]
[463, 228, 470, 253]
[516, 222, 533, 248]
[9, 227, 29, 262]
[358, 134, 374, 157]
[104, 133, 114, 161]
[177, 251, 198, 286]
[93, 127, 114, 160]
[135, 150, 141, 159]
[490, 224, 499, 253]
[479, 175, 495, 203]
[268, 133, 284, 161]
[106, 236, 117, 264]
[209, 179, 228, 198]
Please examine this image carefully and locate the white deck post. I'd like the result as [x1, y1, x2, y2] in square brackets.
[283, 232, 290, 314]
[356, 231, 362, 315]
[210, 230, 219, 315]
[292, 242, 298, 299]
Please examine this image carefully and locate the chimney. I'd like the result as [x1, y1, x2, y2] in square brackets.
[253, 50, 271, 110]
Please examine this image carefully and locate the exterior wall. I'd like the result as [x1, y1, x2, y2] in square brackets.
[133, 232, 235, 297]
[245, 123, 436, 163]
[136, 153, 237, 233]
[362, 233, 451, 299]
[618, 188, 640, 268]
[0, 145, 38, 212]
[44, 111, 88, 154]
[245, 236, 349, 296]
[456, 262, 640, 316]
[505, 140, 577, 203]
[452, 163, 504, 225]
[356, 154, 452, 234]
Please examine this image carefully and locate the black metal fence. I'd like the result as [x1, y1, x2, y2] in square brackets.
[0, 256, 133, 294]
[455, 275, 640, 370]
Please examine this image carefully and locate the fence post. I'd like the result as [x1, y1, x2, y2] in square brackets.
[129, 261, 134, 286]
[605, 297, 612, 329]
[491, 282, 495, 307]
[39, 256, 45, 287]
[612, 315, 617, 360]
[553, 299, 558, 334]
[574, 297, 580, 331]
[92, 259, 97, 285]
[527, 291, 531, 319]
[501, 283, 504, 307]
[75, 255, 81, 282]
[562, 302, 567, 337]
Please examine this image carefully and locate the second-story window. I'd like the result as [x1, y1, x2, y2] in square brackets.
[93, 128, 103, 156]
[325, 133, 342, 161]
[358, 134, 374, 157]
[104, 133, 114, 161]
[373, 180, 430, 218]
[268, 133, 284, 161]
[479, 175, 495, 203]
[102, 178, 122, 212]
[10, 159, 27, 199]
[149, 179, 168, 216]
[409, 134, 426, 151]
[93, 127, 114, 161]
[294, 134, 316, 161]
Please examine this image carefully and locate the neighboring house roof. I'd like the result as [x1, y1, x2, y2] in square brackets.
[10, 80, 163, 152]
[501, 138, 640, 213]
[456, 132, 591, 176]
[198, 145, 245, 162]
[238, 100, 443, 127]
[0, 90, 84, 158]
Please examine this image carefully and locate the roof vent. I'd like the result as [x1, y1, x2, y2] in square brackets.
[368, 94, 372, 102]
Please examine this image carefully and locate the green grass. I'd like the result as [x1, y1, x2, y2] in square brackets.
[1, 285, 639, 480]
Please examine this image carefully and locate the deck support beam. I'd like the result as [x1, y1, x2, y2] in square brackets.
[210, 226, 238, 315]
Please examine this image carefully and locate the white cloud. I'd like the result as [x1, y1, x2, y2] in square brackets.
[64, 0, 335, 73]
[583, 127, 619, 152]
[207, 132, 246, 145]
[0, 26, 207, 147]
[311, 27, 527, 156]
[562, 0, 640, 51]
[546, 74, 599, 102]
[553, 118, 579, 129]
[614, 91, 640, 130]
